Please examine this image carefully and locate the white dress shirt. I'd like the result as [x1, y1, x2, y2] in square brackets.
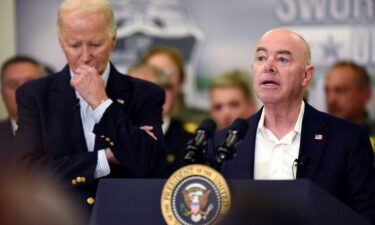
[10, 118, 17, 135]
[70, 63, 113, 179]
[162, 116, 171, 135]
[254, 101, 305, 180]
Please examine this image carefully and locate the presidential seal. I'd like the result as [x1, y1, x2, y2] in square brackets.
[161, 165, 231, 225]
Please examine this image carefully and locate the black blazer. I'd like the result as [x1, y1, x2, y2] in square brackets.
[212, 103, 375, 224]
[14, 64, 165, 205]
[0, 119, 13, 166]
[158, 119, 193, 177]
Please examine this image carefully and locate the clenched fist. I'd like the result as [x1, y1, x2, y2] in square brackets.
[70, 64, 109, 109]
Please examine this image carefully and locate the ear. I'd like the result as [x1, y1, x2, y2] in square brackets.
[111, 30, 117, 49]
[364, 85, 372, 103]
[302, 65, 314, 87]
[58, 36, 71, 60]
[58, 36, 65, 51]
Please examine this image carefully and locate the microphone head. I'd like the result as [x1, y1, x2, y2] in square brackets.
[229, 118, 249, 139]
[197, 118, 217, 138]
[184, 119, 216, 164]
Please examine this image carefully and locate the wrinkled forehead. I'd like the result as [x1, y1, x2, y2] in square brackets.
[61, 9, 105, 25]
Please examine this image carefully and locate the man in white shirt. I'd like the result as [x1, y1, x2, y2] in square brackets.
[212, 28, 375, 224]
[14, 0, 165, 215]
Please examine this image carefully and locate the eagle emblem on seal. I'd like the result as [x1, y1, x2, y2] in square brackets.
[180, 183, 214, 222]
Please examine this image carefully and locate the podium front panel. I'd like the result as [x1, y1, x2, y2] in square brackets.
[89, 179, 370, 225]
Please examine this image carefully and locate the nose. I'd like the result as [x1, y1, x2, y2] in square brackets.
[325, 89, 336, 108]
[220, 107, 232, 127]
[264, 58, 276, 73]
[81, 46, 91, 64]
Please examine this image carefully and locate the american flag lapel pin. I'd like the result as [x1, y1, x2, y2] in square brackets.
[117, 99, 125, 104]
[314, 134, 323, 140]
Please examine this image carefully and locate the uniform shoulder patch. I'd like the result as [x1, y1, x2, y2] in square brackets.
[184, 122, 198, 134]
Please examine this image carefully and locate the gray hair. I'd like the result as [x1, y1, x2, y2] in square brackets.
[57, 0, 116, 37]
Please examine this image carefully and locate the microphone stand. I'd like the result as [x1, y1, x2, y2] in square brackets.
[184, 144, 209, 165]
[184, 130, 210, 165]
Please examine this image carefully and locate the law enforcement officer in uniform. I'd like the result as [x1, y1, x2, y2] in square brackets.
[128, 63, 193, 177]
[325, 61, 375, 153]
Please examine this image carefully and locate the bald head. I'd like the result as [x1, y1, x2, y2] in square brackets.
[58, 0, 116, 37]
[259, 28, 311, 65]
[252, 28, 314, 106]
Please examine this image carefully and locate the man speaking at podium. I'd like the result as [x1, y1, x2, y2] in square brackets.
[214, 28, 375, 224]
[14, 0, 165, 213]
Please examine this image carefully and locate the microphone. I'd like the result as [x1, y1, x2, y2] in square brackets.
[293, 155, 308, 179]
[294, 155, 308, 167]
[214, 118, 249, 168]
[184, 119, 217, 164]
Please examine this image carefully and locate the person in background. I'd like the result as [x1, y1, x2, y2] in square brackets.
[41, 63, 56, 75]
[211, 28, 375, 224]
[0, 56, 43, 166]
[325, 61, 375, 152]
[14, 0, 165, 216]
[141, 45, 208, 129]
[128, 64, 193, 177]
[209, 69, 256, 129]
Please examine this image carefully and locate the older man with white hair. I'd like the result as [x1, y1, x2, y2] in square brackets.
[15, 0, 165, 213]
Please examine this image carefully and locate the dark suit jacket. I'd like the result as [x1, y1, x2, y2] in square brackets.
[0, 119, 13, 166]
[14, 64, 165, 207]
[157, 119, 193, 177]
[212, 103, 375, 224]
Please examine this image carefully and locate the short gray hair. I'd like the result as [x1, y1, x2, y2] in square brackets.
[57, 0, 116, 37]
